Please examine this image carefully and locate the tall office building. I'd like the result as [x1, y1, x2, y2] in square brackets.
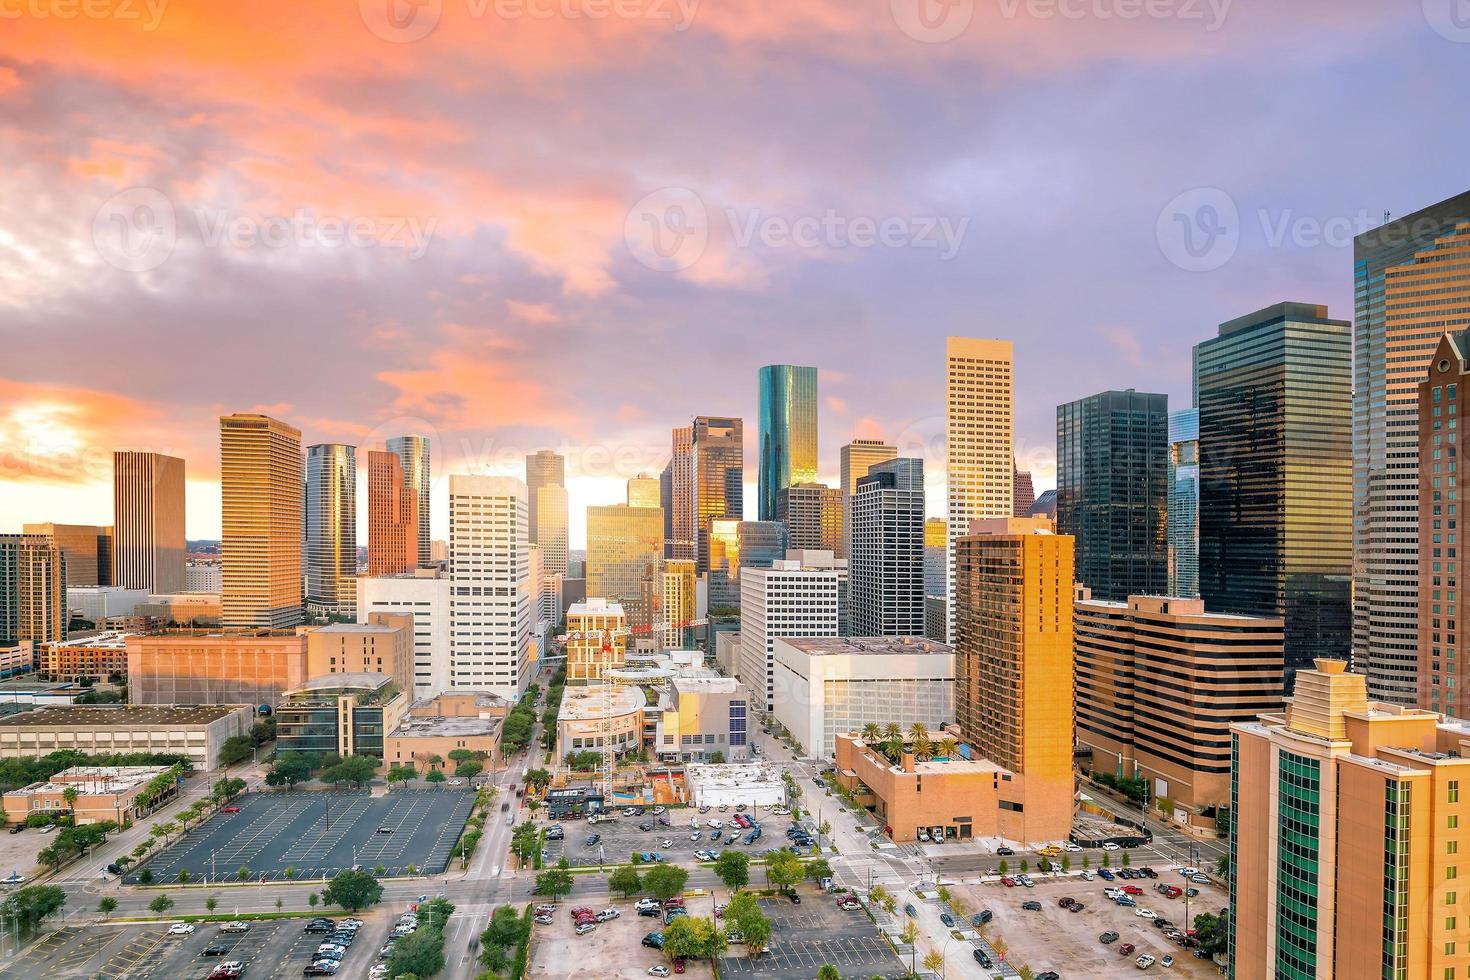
[659, 559, 698, 650]
[447, 475, 531, 700]
[739, 552, 845, 712]
[387, 435, 431, 568]
[627, 474, 661, 509]
[946, 338, 1014, 642]
[586, 503, 664, 628]
[706, 517, 743, 609]
[757, 365, 818, 521]
[1355, 192, 1470, 704]
[839, 439, 896, 560]
[358, 568, 452, 698]
[111, 451, 186, 595]
[1229, 659, 1470, 979]
[953, 517, 1074, 841]
[536, 485, 569, 578]
[1196, 302, 1352, 692]
[304, 444, 357, 617]
[692, 417, 743, 573]
[850, 458, 925, 636]
[667, 425, 696, 561]
[367, 450, 418, 577]
[1055, 389, 1169, 602]
[923, 518, 947, 598]
[566, 598, 628, 683]
[524, 450, 565, 548]
[220, 413, 303, 630]
[776, 482, 841, 554]
[1167, 408, 1201, 599]
[1012, 464, 1036, 518]
[1419, 333, 1470, 713]
[21, 524, 111, 587]
[0, 534, 68, 644]
[738, 522, 789, 572]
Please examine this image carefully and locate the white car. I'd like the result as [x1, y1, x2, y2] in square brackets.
[167, 923, 195, 935]
[1079, 870, 1095, 880]
[660, 839, 674, 848]
[1135, 908, 1157, 920]
[648, 968, 672, 978]
[651, 806, 666, 814]
[708, 819, 723, 829]
[1102, 843, 1121, 851]
[1178, 866, 1198, 877]
[1064, 842, 1082, 852]
[1136, 953, 1156, 969]
[690, 818, 700, 828]
[369, 967, 390, 979]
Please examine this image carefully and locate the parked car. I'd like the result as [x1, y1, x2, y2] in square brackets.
[1119, 943, 1137, 956]
[904, 903, 918, 918]
[208, 962, 245, 980]
[973, 948, 993, 967]
[221, 806, 241, 813]
[201, 944, 232, 957]
[1100, 931, 1119, 944]
[642, 933, 665, 949]
[585, 834, 601, 846]
[1161, 955, 1175, 968]
[1021, 901, 1042, 911]
[168, 923, 196, 936]
[304, 919, 335, 934]
[1102, 842, 1121, 851]
[1098, 868, 1116, 881]
[940, 912, 956, 927]
[220, 922, 250, 934]
[996, 846, 1015, 856]
[648, 968, 671, 978]
[575, 923, 596, 936]
[1137, 953, 1157, 969]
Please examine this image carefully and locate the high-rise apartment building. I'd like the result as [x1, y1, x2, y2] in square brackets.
[220, 413, 303, 630]
[1055, 389, 1169, 602]
[1419, 333, 1470, 713]
[1074, 594, 1282, 820]
[535, 484, 569, 578]
[367, 450, 419, 577]
[1229, 659, 1470, 979]
[953, 518, 1074, 841]
[1355, 192, 1470, 704]
[693, 417, 744, 573]
[448, 475, 531, 700]
[776, 483, 841, 553]
[1167, 408, 1201, 598]
[305, 444, 357, 617]
[839, 439, 896, 560]
[566, 598, 627, 683]
[0, 534, 68, 644]
[627, 474, 660, 509]
[586, 503, 663, 628]
[1196, 302, 1352, 692]
[946, 337, 1014, 642]
[111, 451, 186, 595]
[667, 426, 696, 561]
[524, 449, 564, 549]
[758, 365, 818, 521]
[1012, 464, 1036, 517]
[21, 524, 111, 587]
[850, 458, 925, 637]
[387, 435, 431, 568]
[659, 559, 697, 651]
[738, 552, 845, 712]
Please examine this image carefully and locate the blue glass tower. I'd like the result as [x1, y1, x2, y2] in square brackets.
[758, 365, 818, 521]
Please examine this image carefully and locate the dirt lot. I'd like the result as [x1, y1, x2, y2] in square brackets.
[526, 892, 718, 980]
[951, 869, 1227, 978]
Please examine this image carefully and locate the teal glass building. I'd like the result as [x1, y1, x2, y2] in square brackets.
[758, 365, 818, 522]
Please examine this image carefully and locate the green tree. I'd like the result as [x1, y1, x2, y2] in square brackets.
[61, 786, 79, 812]
[0, 885, 65, 933]
[482, 904, 528, 950]
[661, 915, 728, 960]
[1194, 911, 1230, 957]
[97, 896, 118, 919]
[817, 965, 841, 980]
[235, 867, 250, 881]
[1060, 856, 1071, 873]
[1101, 853, 1111, 868]
[387, 765, 419, 787]
[643, 863, 690, 902]
[1121, 850, 1132, 868]
[804, 858, 833, 883]
[374, 864, 387, 876]
[608, 865, 642, 898]
[307, 894, 318, 909]
[265, 754, 313, 788]
[1018, 968, 1036, 980]
[1019, 858, 1029, 874]
[764, 849, 804, 892]
[320, 754, 378, 787]
[425, 769, 447, 786]
[219, 736, 254, 766]
[138, 868, 154, 884]
[534, 865, 574, 902]
[387, 926, 446, 978]
[284, 866, 297, 879]
[148, 894, 174, 915]
[448, 749, 475, 765]
[726, 892, 771, 956]
[525, 768, 552, 791]
[456, 761, 484, 779]
[997, 859, 1008, 876]
[177, 870, 191, 883]
[713, 850, 750, 892]
[923, 951, 944, 974]
[1215, 806, 1232, 836]
[322, 869, 384, 912]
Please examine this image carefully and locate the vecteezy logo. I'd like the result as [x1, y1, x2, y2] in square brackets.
[359, 0, 442, 43]
[1155, 187, 1239, 273]
[890, 0, 973, 43]
[624, 188, 709, 273]
[1424, 0, 1470, 42]
[92, 187, 177, 272]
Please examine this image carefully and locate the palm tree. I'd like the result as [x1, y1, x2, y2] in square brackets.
[912, 735, 933, 761]
[936, 737, 958, 759]
[908, 721, 928, 744]
[882, 722, 903, 761]
[861, 723, 882, 746]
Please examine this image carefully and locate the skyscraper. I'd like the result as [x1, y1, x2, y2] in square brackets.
[524, 449, 565, 549]
[659, 559, 697, 650]
[692, 416, 743, 573]
[946, 337, 1014, 642]
[220, 413, 303, 630]
[1012, 464, 1036, 517]
[1355, 192, 1470, 704]
[305, 444, 357, 617]
[536, 484, 569, 578]
[586, 503, 663, 627]
[1055, 389, 1169, 602]
[1196, 302, 1352, 692]
[0, 534, 67, 644]
[387, 435, 431, 568]
[21, 523, 112, 587]
[111, 451, 186, 595]
[776, 482, 841, 553]
[839, 439, 896, 560]
[1418, 333, 1470, 713]
[627, 473, 660, 509]
[668, 425, 696, 562]
[367, 450, 418, 577]
[757, 365, 818, 521]
[739, 553, 844, 712]
[923, 518, 947, 599]
[448, 474, 531, 699]
[850, 458, 925, 637]
[1167, 408, 1200, 598]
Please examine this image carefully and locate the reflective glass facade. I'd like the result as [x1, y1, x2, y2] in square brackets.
[693, 417, 744, 573]
[1275, 751, 1321, 980]
[757, 365, 818, 521]
[305, 443, 357, 613]
[1168, 408, 1201, 598]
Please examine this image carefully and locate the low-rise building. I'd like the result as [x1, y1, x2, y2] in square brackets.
[38, 631, 134, 680]
[275, 672, 409, 759]
[555, 684, 645, 760]
[0, 705, 253, 770]
[0, 679, 91, 706]
[384, 714, 502, 774]
[566, 599, 628, 684]
[67, 587, 148, 624]
[684, 762, 785, 809]
[654, 676, 749, 763]
[305, 615, 414, 695]
[2, 765, 175, 825]
[714, 631, 740, 675]
[134, 593, 222, 626]
[0, 642, 34, 679]
[770, 636, 954, 759]
[126, 631, 307, 707]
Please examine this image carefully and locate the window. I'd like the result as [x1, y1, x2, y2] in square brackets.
[1453, 781, 1461, 804]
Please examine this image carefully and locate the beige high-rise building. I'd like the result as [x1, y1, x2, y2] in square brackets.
[659, 559, 697, 650]
[536, 485, 569, 577]
[668, 426, 696, 561]
[305, 443, 357, 617]
[627, 474, 661, 509]
[220, 414, 303, 630]
[587, 504, 663, 628]
[111, 451, 186, 595]
[946, 338, 1014, 642]
[776, 483, 842, 554]
[839, 439, 896, 560]
[566, 598, 627, 683]
[448, 475, 532, 700]
[953, 517, 1073, 842]
[387, 435, 431, 569]
[1231, 659, 1470, 979]
[21, 523, 112, 587]
[525, 450, 565, 548]
[0, 534, 68, 644]
[305, 613, 415, 695]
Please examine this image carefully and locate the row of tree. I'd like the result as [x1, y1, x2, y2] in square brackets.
[858, 721, 959, 765]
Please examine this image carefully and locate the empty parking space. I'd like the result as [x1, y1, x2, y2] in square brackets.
[129, 790, 476, 883]
[557, 807, 774, 867]
[719, 895, 905, 980]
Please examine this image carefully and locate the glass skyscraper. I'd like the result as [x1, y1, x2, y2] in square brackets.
[757, 365, 818, 521]
[1168, 408, 1200, 598]
[693, 416, 744, 573]
[1196, 302, 1352, 691]
[388, 435, 431, 568]
[850, 457, 925, 636]
[305, 443, 357, 617]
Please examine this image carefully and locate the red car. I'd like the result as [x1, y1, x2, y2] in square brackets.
[1000, 877, 1016, 887]
[664, 898, 685, 909]
[1119, 944, 1136, 956]
[221, 806, 241, 814]
[1123, 885, 1144, 895]
[570, 907, 594, 917]
[673, 960, 685, 974]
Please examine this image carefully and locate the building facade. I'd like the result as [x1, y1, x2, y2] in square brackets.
[448, 475, 531, 700]
[659, 560, 698, 651]
[387, 435, 432, 568]
[536, 484, 570, 578]
[1167, 408, 1201, 598]
[1012, 464, 1035, 517]
[566, 599, 628, 683]
[220, 413, 303, 629]
[692, 416, 744, 573]
[111, 451, 186, 596]
[757, 364, 819, 521]
[0, 707, 252, 771]
[850, 458, 925, 637]
[305, 614, 414, 695]
[39, 631, 133, 680]
[656, 676, 748, 763]
[126, 632, 308, 707]
[275, 673, 409, 759]
[738, 554, 844, 712]
[367, 449, 419, 576]
[21, 524, 111, 588]
[525, 450, 565, 548]
[357, 569, 453, 698]
[305, 443, 357, 617]
[667, 425, 696, 561]
[0, 534, 68, 645]
[1419, 332, 1470, 713]
[586, 504, 663, 628]
[777, 482, 842, 554]
[840, 438, 897, 561]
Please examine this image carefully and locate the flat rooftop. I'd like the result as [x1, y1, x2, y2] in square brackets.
[0, 704, 248, 727]
[8, 765, 172, 797]
[673, 676, 739, 693]
[291, 672, 392, 693]
[569, 599, 625, 617]
[781, 636, 953, 656]
[392, 715, 503, 739]
[311, 622, 403, 634]
[684, 762, 784, 791]
[558, 685, 646, 720]
[47, 631, 137, 649]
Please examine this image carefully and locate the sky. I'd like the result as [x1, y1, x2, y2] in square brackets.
[2, 0, 1469, 547]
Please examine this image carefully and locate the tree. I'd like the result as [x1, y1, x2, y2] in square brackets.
[1215, 806, 1232, 836]
[936, 737, 958, 759]
[661, 915, 728, 961]
[266, 755, 313, 789]
[1060, 856, 1071, 873]
[307, 894, 318, 909]
[912, 735, 933, 761]
[1121, 850, 1132, 868]
[425, 769, 447, 786]
[534, 865, 574, 902]
[525, 768, 551, 791]
[235, 867, 250, 881]
[139, 869, 154, 884]
[387, 765, 418, 787]
[1018, 968, 1035, 980]
[726, 892, 770, 956]
[97, 897, 118, 919]
[899, 922, 918, 948]
[1217, 853, 1231, 878]
[713, 850, 750, 892]
[148, 894, 175, 915]
[456, 761, 484, 780]
[206, 897, 218, 913]
[1101, 853, 1111, 868]
[1194, 911, 1230, 957]
[860, 722, 882, 746]
[177, 870, 191, 883]
[524, 797, 540, 814]
[61, 786, 78, 812]
[708, 751, 725, 764]
[923, 951, 944, 974]
[804, 858, 833, 883]
[448, 749, 475, 765]
[817, 966, 841, 980]
[1019, 859, 1029, 874]
[482, 904, 528, 951]
[284, 866, 297, 879]
[608, 865, 642, 898]
[320, 754, 377, 787]
[0, 886, 65, 932]
[643, 863, 690, 902]
[219, 736, 254, 766]
[388, 927, 446, 978]
[323, 869, 384, 912]
[763, 849, 804, 892]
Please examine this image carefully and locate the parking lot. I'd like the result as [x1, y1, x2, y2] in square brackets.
[0, 913, 393, 980]
[129, 790, 475, 883]
[553, 805, 783, 867]
[719, 892, 906, 980]
[952, 867, 1227, 978]
[526, 893, 716, 979]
